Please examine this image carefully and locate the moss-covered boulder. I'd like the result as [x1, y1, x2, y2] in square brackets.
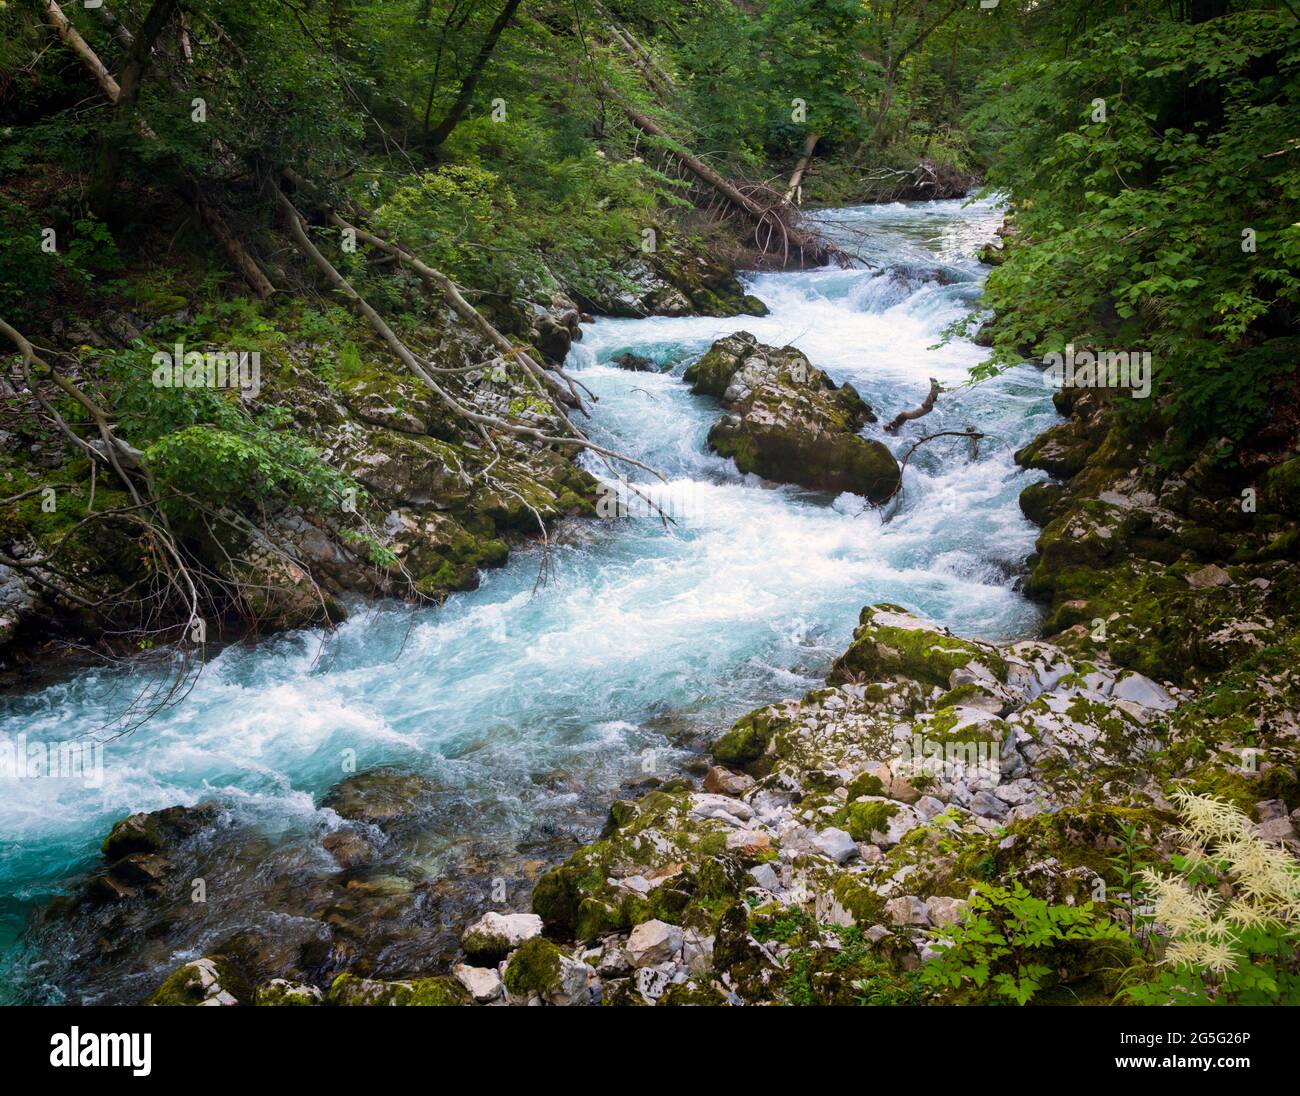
[146, 957, 247, 1006]
[828, 604, 1007, 687]
[327, 972, 470, 1006]
[532, 788, 745, 942]
[502, 937, 565, 998]
[255, 979, 324, 1006]
[712, 705, 787, 770]
[101, 803, 218, 860]
[460, 911, 544, 964]
[684, 333, 900, 502]
[1262, 456, 1300, 518]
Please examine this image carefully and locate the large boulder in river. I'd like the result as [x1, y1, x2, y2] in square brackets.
[684, 332, 900, 503]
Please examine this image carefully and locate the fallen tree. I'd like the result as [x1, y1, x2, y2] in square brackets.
[884, 377, 941, 433]
[273, 184, 673, 503]
[615, 98, 847, 268]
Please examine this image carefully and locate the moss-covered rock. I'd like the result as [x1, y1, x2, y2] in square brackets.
[101, 803, 218, 861]
[326, 972, 470, 1006]
[829, 604, 1007, 687]
[658, 980, 727, 1006]
[146, 957, 247, 1006]
[502, 937, 565, 997]
[712, 706, 785, 769]
[255, 979, 324, 1006]
[684, 333, 900, 502]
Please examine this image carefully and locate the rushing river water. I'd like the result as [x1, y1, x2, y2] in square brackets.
[0, 195, 1057, 1002]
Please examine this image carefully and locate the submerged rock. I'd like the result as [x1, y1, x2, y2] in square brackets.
[320, 768, 441, 828]
[610, 350, 663, 372]
[684, 332, 900, 503]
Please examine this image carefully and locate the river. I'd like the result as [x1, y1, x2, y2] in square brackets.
[0, 194, 1057, 1003]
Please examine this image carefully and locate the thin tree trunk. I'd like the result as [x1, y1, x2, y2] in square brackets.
[87, 0, 181, 218]
[782, 132, 819, 205]
[426, 0, 524, 151]
[45, 2, 273, 297]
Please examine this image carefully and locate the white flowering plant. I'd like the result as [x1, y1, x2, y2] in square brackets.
[1123, 790, 1300, 1005]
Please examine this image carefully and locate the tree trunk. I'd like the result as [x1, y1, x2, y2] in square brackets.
[619, 101, 838, 266]
[782, 132, 819, 205]
[43, 1, 120, 98]
[45, 1, 273, 297]
[426, 0, 524, 151]
[87, 0, 181, 218]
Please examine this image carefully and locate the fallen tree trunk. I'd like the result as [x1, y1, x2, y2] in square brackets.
[43, 0, 119, 97]
[594, 2, 677, 103]
[275, 187, 663, 481]
[328, 212, 582, 413]
[278, 165, 586, 412]
[617, 100, 842, 267]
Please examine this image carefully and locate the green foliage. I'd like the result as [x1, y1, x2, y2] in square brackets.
[970, 7, 1300, 445]
[93, 343, 354, 513]
[65, 218, 123, 282]
[0, 197, 57, 321]
[921, 882, 1129, 1005]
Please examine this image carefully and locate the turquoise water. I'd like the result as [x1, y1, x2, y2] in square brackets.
[0, 196, 1057, 1000]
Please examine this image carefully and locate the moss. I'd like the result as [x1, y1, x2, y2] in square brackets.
[406, 976, 472, 1006]
[829, 606, 1007, 687]
[533, 863, 585, 932]
[145, 957, 246, 1006]
[254, 980, 322, 1006]
[845, 771, 885, 800]
[840, 800, 900, 841]
[600, 799, 640, 837]
[829, 873, 887, 927]
[1262, 457, 1300, 518]
[713, 707, 780, 769]
[934, 683, 989, 710]
[576, 896, 628, 941]
[658, 981, 727, 1006]
[502, 937, 564, 997]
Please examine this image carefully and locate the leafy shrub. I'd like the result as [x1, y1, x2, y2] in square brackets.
[921, 882, 1129, 1005]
